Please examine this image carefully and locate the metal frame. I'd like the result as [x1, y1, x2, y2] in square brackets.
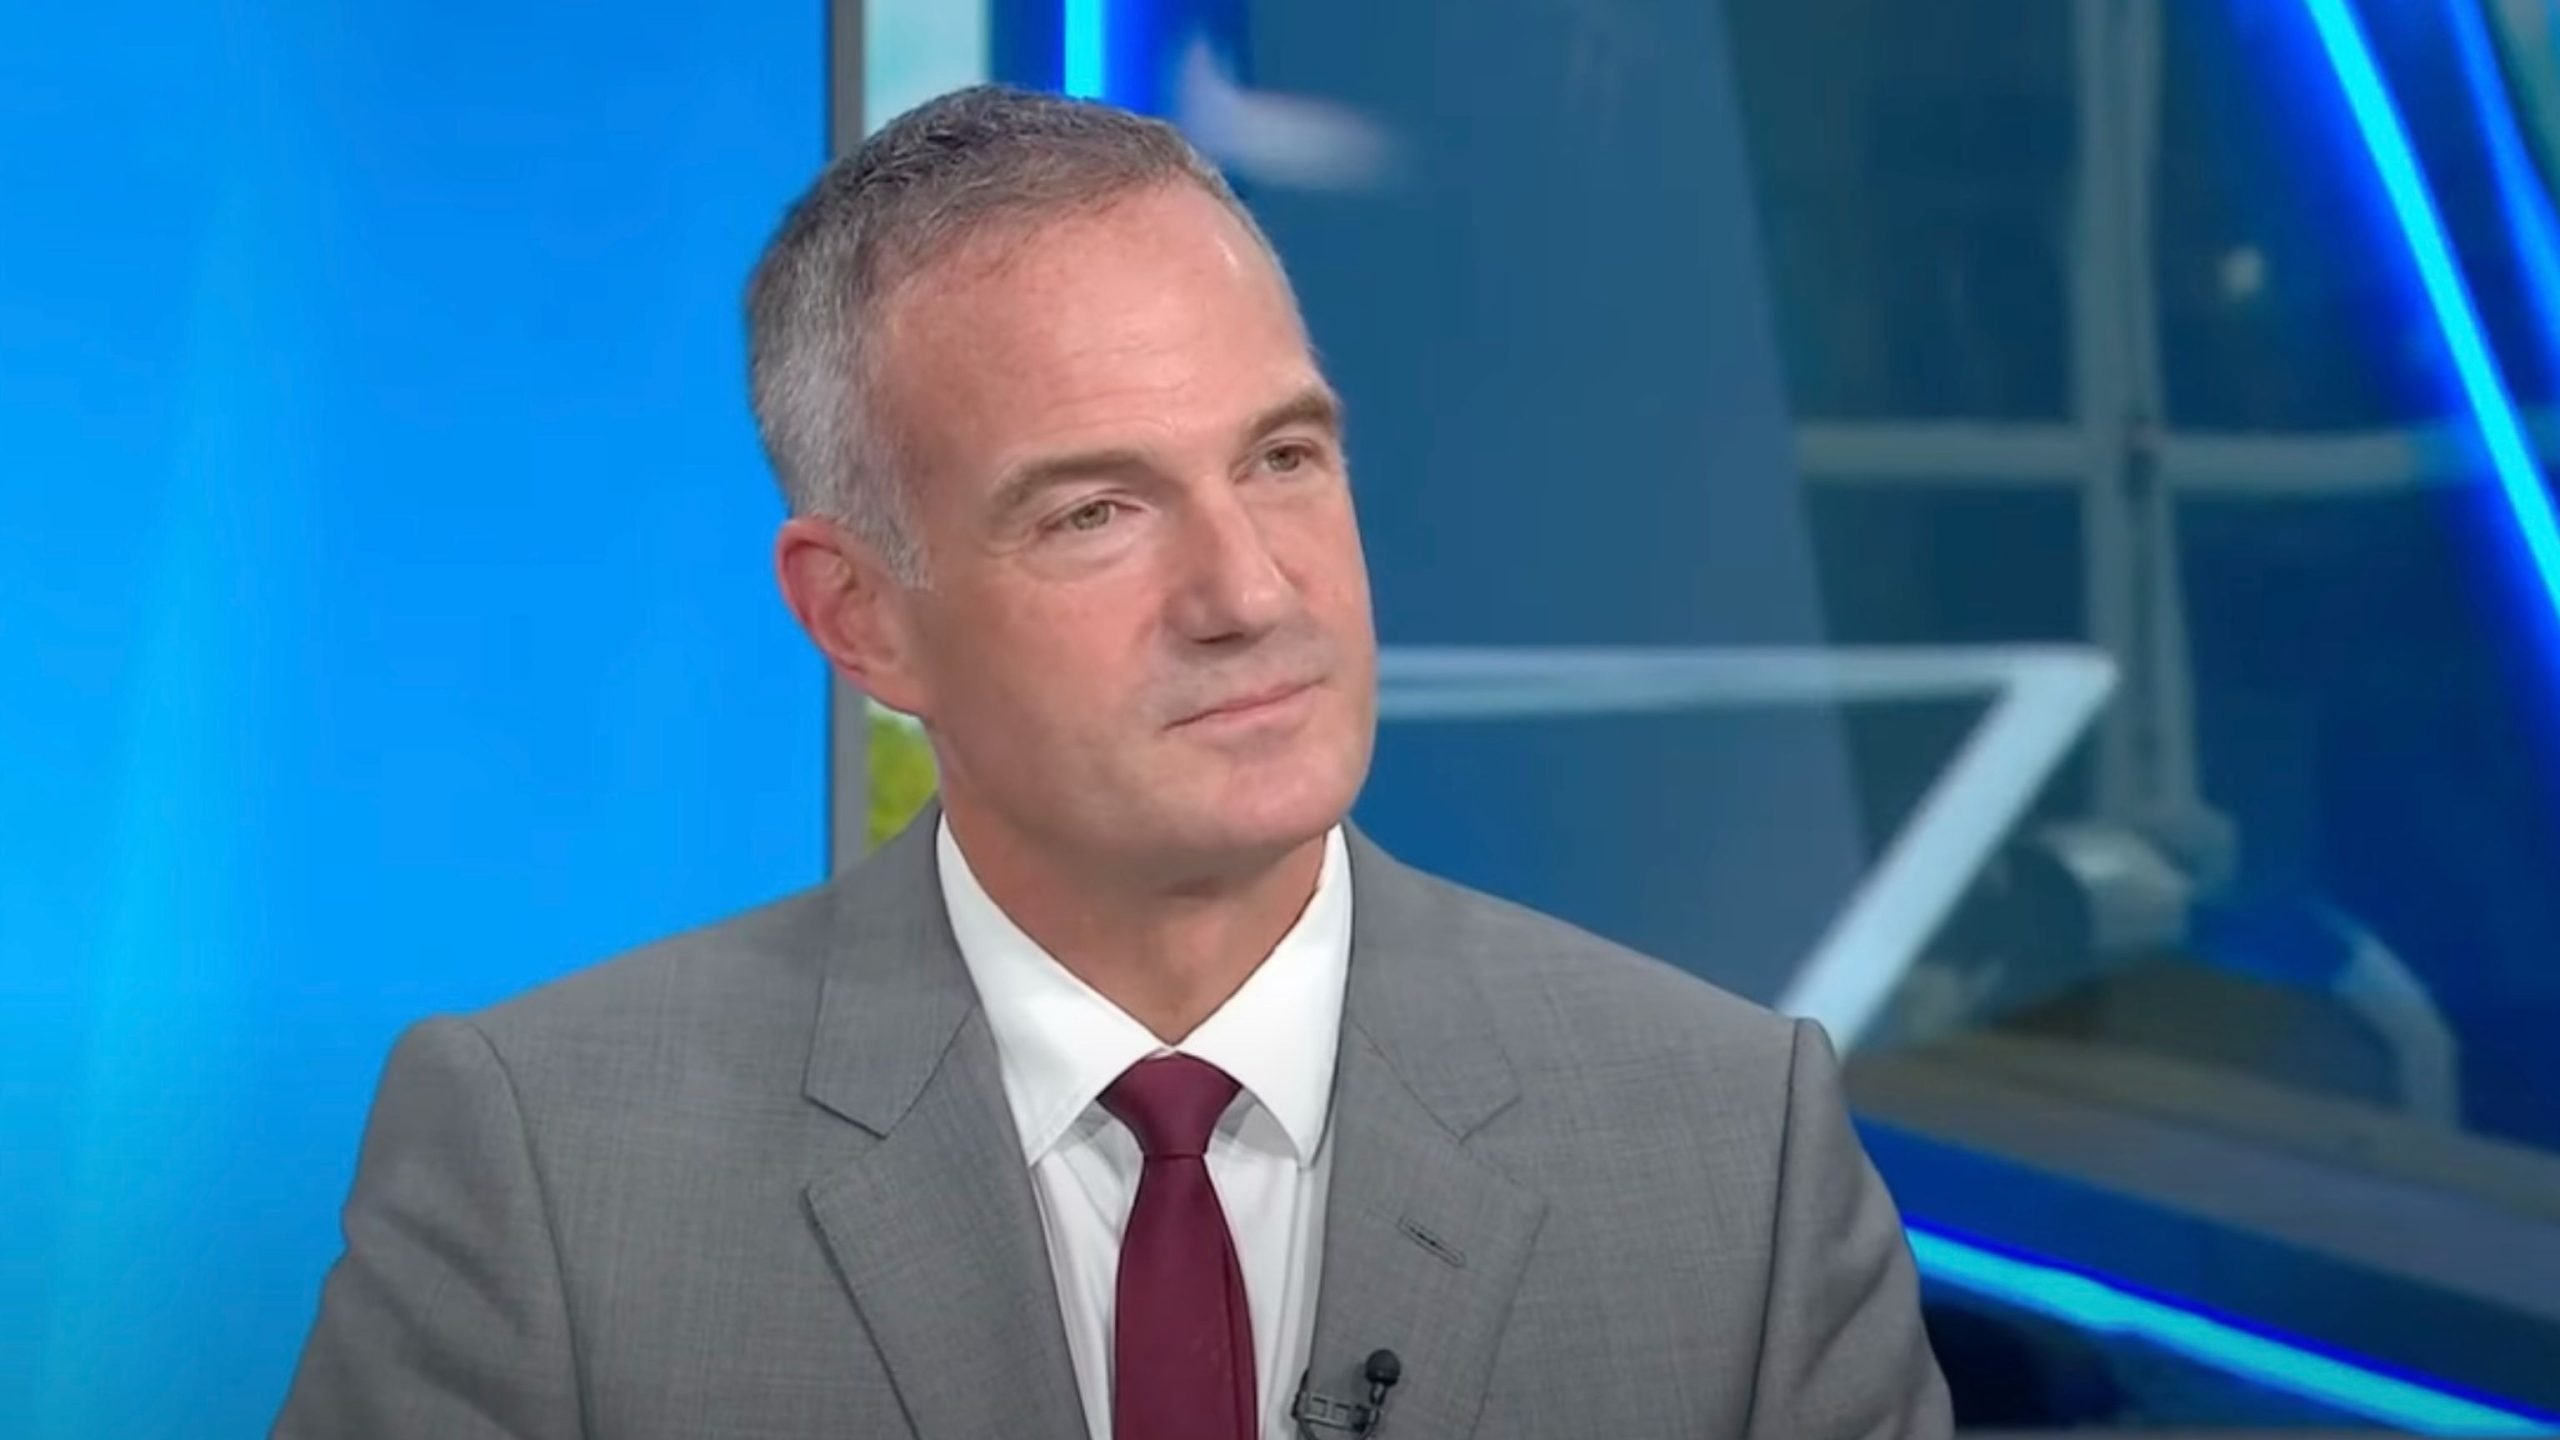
[824, 0, 869, 875]
[1379, 645, 2117, 1049]
[1791, 0, 2464, 1114]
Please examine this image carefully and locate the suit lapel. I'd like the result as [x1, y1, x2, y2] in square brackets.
[1304, 834, 1548, 1438]
[799, 814, 1089, 1440]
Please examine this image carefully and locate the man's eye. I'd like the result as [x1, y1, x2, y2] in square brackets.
[1058, 500, 1120, 533]
[1262, 442, 1319, 475]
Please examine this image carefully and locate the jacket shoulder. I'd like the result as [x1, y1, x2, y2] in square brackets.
[459, 882, 842, 1097]
[1382, 861, 1803, 1077]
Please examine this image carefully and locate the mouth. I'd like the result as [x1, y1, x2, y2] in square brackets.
[1175, 678, 1320, 728]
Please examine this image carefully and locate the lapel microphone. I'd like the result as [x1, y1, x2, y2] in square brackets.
[1290, 1349, 1403, 1437]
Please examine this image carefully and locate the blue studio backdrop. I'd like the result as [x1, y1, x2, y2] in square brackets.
[0, 3, 826, 1434]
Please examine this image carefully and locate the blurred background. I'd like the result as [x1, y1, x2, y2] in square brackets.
[9, 0, 2560, 1433]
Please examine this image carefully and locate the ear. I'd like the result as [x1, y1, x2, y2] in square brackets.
[774, 514, 933, 717]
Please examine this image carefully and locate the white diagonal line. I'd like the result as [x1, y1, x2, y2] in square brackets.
[1380, 645, 2118, 1046]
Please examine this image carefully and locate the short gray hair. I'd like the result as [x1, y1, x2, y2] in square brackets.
[745, 84, 1275, 583]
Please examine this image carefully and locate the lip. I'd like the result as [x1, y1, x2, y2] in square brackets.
[1176, 678, 1319, 727]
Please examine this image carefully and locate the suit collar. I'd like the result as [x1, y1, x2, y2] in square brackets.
[799, 812, 1544, 1440]
[799, 807, 1089, 1440]
[801, 810, 977, 1137]
[803, 1006, 1092, 1440]
[798, 815, 1529, 1151]
[1308, 829, 1545, 1438]
[938, 817, 1356, 1168]
[1339, 827, 1522, 1137]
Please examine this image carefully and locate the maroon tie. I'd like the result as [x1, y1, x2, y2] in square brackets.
[1102, 1054, 1257, 1440]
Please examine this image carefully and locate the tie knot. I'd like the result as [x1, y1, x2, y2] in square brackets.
[1102, 1054, 1240, 1159]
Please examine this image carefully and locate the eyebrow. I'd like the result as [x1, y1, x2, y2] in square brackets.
[1242, 384, 1345, 449]
[985, 447, 1153, 527]
[984, 383, 1346, 524]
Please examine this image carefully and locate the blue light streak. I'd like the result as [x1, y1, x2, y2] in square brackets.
[1063, 0, 1106, 97]
[2302, 0, 2560, 623]
[2438, 0, 2560, 370]
[1910, 1228, 2557, 1433]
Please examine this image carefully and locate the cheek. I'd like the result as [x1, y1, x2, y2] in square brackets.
[968, 581, 1165, 722]
[1287, 501, 1374, 618]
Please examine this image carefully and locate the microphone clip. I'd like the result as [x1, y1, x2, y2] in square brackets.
[1290, 1349, 1403, 1439]
[1288, 1384, 1376, 1436]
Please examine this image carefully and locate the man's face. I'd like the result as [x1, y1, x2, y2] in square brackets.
[865, 183, 1377, 881]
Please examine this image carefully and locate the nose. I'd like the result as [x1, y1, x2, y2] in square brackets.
[1167, 488, 1295, 644]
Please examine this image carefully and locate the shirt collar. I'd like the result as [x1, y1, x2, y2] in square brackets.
[938, 818, 1353, 1169]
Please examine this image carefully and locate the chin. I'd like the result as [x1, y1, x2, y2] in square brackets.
[1203, 800, 1344, 858]
[1184, 750, 1365, 856]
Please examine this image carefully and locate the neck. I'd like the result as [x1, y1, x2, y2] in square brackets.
[942, 802, 1330, 1043]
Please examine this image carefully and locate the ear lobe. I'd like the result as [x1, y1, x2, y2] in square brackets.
[774, 515, 931, 716]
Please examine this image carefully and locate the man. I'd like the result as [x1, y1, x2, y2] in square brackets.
[278, 85, 1950, 1439]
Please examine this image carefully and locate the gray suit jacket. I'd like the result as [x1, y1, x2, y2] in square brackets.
[278, 817, 1950, 1438]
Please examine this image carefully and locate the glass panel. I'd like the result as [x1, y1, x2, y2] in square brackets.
[2153, 0, 2468, 428]
[1727, 0, 2078, 422]
[1218, 0, 2560, 1425]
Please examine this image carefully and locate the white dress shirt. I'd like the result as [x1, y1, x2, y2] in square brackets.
[938, 820, 1353, 1440]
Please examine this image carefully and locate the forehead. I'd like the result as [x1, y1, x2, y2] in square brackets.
[872, 185, 1316, 464]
